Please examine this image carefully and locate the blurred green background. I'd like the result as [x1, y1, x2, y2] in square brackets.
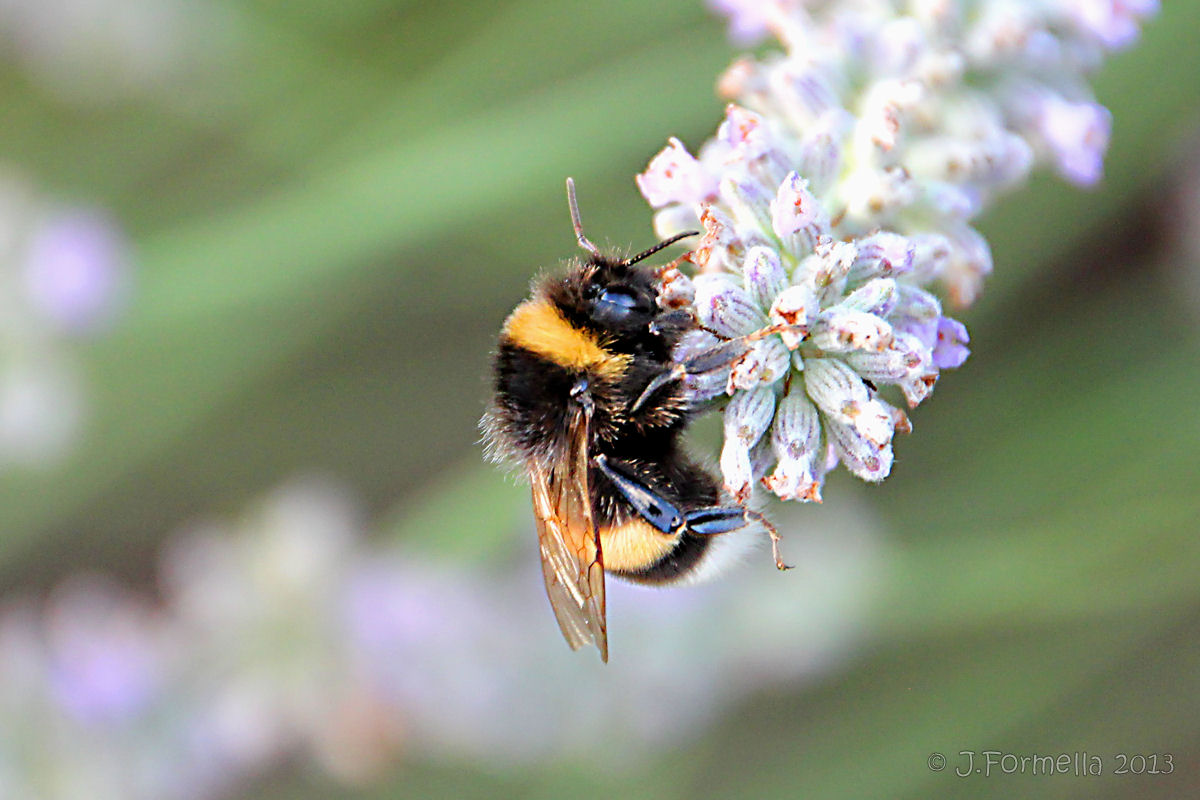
[2, 0, 1200, 798]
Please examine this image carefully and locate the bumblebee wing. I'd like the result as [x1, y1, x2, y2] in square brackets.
[530, 405, 608, 662]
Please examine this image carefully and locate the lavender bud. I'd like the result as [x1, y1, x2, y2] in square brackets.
[851, 398, 896, 448]
[653, 204, 703, 241]
[941, 222, 993, 307]
[900, 370, 939, 408]
[908, 232, 953, 283]
[728, 353, 760, 391]
[825, 416, 893, 482]
[965, 1, 1039, 64]
[847, 231, 914, 282]
[723, 384, 775, 445]
[770, 171, 830, 255]
[917, 180, 982, 219]
[769, 284, 820, 349]
[877, 395, 913, 435]
[720, 438, 754, 503]
[868, 17, 927, 76]
[907, 129, 1031, 189]
[721, 176, 775, 241]
[794, 110, 852, 194]
[797, 239, 858, 297]
[856, 78, 925, 154]
[657, 264, 696, 310]
[728, 338, 788, 390]
[769, 63, 841, 131]
[692, 206, 745, 274]
[1070, 0, 1159, 49]
[636, 136, 718, 207]
[694, 274, 765, 337]
[893, 284, 943, 335]
[843, 335, 924, 382]
[742, 245, 787, 310]
[811, 309, 894, 353]
[895, 333, 939, 407]
[770, 389, 821, 461]
[716, 104, 773, 163]
[764, 454, 824, 502]
[720, 117, 792, 196]
[840, 277, 898, 317]
[716, 55, 766, 100]
[840, 165, 918, 227]
[917, 44, 965, 88]
[802, 357, 870, 426]
[757, 336, 792, 383]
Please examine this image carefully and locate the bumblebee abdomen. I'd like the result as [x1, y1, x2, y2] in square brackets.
[588, 448, 726, 584]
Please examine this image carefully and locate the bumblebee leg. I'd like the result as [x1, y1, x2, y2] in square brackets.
[592, 454, 684, 535]
[631, 323, 804, 414]
[647, 309, 695, 338]
[684, 506, 791, 571]
[594, 454, 791, 571]
[630, 338, 753, 413]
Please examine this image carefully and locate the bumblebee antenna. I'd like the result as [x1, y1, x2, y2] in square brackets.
[621, 230, 699, 267]
[566, 178, 600, 257]
[566, 177, 698, 265]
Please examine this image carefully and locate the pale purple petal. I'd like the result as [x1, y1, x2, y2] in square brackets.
[1071, 0, 1159, 49]
[707, 0, 775, 45]
[932, 316, 971, 369]
[1037, 96, 1112, 187]
[637, 137, 719, 208]
[716, 105, 772, 162]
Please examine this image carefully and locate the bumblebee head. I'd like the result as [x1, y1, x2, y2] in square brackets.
[576, 257, 660, 333]
[547, 178, 698, 347]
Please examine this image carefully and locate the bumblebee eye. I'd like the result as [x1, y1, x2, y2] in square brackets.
[600, 288, 638, 309]
[595, 288, 642, 320]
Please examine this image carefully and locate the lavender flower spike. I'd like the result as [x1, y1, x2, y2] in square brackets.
[638, 0, 1154, 501]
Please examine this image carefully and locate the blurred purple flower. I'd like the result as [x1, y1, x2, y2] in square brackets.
[22, 210, 128, 333]
[42, 578, 164, 726]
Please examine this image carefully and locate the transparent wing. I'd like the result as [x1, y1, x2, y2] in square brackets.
[530, 404, 607, 661]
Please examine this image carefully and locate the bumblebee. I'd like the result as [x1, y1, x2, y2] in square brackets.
[483, 179, 788, 661]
